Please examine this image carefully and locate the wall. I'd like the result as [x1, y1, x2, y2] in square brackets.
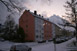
[35, 17, 44, 41]
[19, 10, 35, 41]
[44, 20, 52, 40]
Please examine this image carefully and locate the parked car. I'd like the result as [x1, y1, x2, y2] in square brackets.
[38, 40, 46, 43]
[54, 37, 66, 44]
[55, 38, 61, 42]
[55, 38, 62, 43]
[10, 44, 32, 51]
[60, 37, 66, 42]
[0, 38, 5, 42]
[65, 37, 69, 41]
[53, 38, 61, 44]
[0, 50, 5, 51]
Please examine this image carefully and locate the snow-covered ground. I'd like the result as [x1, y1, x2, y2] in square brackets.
[32, 38, 76, 51]
[0, 37, 76, 51]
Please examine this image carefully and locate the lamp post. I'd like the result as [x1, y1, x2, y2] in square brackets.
[53, 38, 56, 51]
[75, 14, 77, 40]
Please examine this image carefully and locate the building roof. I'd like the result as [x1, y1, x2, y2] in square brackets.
[26, 10, 52, 23]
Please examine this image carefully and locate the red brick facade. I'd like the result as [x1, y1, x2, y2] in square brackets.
[44, 20, 52, 40]
[19, 10, 35, 41]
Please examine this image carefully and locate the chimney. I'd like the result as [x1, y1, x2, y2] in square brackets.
[39, 14, 41, 16]
[27, 10, 30, 12]
[42, 16, 43, 18]
[34, 10, 37, 15]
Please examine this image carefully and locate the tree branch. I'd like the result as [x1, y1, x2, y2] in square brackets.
[0, 0, 12, 12]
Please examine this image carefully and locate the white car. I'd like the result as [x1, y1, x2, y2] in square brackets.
[10, 44, 32, 51]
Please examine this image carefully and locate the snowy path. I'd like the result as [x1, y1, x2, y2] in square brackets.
[0, 37, 76, 51]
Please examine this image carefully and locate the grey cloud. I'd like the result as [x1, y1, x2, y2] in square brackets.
[42, 11, 48, 17]
[40, 0, 53, 6]
[22, 0, 53, 6]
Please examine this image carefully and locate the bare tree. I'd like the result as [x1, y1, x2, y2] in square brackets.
[64, 0, 77, 40]
[0, 0, 24, 13]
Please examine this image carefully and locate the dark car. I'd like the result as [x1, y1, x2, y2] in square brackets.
[10, 44, 32, 51]
[0, 38, 5, 42]
[54, 37, 66, 44]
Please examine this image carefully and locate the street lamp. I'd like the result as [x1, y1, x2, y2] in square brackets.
[53, 37, 56, 51]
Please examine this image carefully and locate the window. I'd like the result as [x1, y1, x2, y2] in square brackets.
[21, 19, 24, 22]
[42, 36, 44, 39]
[46, 22, 48, 24]
[26, 25, 28, 28]
[36, 35, 38, 38]
[42, 28, 44, 30]
[26, 30, 28, 32]
[26, 20, 28, 22]
[43, 23, 45, 26]
[36, 30, 38, 32]
[42, 33, 44, 35]
[26, 14, 29, 17]
[40, 35, 41, 38]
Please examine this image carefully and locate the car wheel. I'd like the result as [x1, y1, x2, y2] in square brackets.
[28, 48, 31, 51]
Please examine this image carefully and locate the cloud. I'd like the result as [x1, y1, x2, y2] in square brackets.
[21, 0, 53, 9]
[42, 11, 48, 17]
[40, 0, 53, 6]
[0, 0, 53, 24]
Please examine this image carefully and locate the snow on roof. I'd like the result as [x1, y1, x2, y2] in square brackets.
[49, 14, 75, 32]
[28, 10, 52, 23]
[64, 26, 75, 32]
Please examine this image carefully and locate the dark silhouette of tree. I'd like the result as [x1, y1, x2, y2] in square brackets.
[17, 26, 26, 42]
[3, 14, 16, 40]
[64, 0, 77, 40]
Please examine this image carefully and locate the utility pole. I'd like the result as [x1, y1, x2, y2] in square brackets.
[54, 43, 56, 51]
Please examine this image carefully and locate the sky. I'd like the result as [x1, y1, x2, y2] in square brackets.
[0, 0, 68, 24]
[21, 0, 67, 17]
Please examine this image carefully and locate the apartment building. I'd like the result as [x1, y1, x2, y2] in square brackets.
[19, 10, 52, 42]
